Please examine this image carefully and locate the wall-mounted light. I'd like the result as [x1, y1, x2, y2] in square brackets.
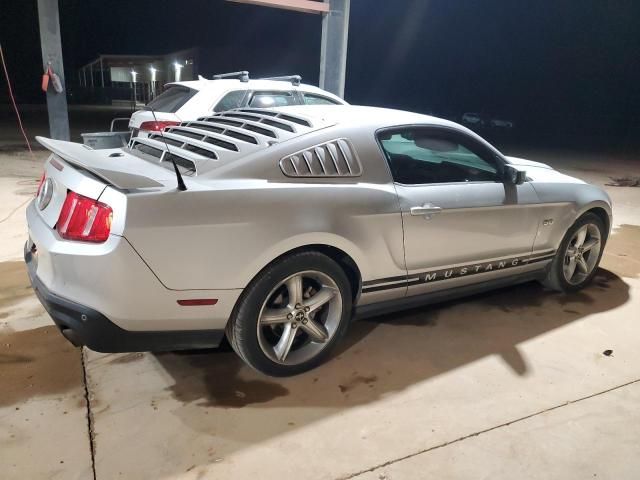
[131, 70, 138, 82]
[174, 62, 183, 82]
[149, 66, 157, 83]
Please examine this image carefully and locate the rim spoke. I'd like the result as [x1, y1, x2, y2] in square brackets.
[286, 275, 303, 307]
[300, 318, 329, 343]
[564, 257, 577, 280]
[261, 308, 291, 325]
[574, 226, 588, 247]
[303, 287, 336, 313]
[274, 323, 297, 361]
[576, 256, 589, 274]
[582, 238, 600, 252]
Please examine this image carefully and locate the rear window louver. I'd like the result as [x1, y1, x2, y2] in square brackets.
[128, 108, 317, 175]
[148, 134, 218, 160]
[163, 154, 196, 174]
[129, 138, 200, 176]
[132, 142, 163, 159]
[204, 137, 239, 151]
[148, 135, 183, 148]
[222, 112, 295, 133]
[182, 144, 217, 159]
[280, 139, 362, 178]
[238, 108, 313, 127]
[243, 124, 277, 138]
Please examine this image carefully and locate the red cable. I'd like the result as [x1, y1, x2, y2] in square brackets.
[0, 42, 35, 158]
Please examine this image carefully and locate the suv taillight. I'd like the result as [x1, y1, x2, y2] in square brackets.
[139, 121, 180, 132]
[56, 192, 113, 243]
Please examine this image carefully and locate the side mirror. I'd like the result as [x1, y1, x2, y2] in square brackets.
[504, 165, 527, 185]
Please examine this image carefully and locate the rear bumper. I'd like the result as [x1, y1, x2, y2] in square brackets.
[25, 200, 241, 332]
[25, 243, 224, 352]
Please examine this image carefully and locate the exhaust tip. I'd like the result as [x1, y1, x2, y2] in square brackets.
[61, 328, 82, 348]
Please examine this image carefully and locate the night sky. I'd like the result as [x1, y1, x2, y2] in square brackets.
[2, 0, 639, 143]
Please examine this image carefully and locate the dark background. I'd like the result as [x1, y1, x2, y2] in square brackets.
[1, 0, 639, 148]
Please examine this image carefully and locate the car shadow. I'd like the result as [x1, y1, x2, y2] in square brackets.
[154, 268, 628, 442]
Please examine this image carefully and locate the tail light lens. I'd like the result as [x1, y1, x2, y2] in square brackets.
[36, 173, 46, 197]
[139, 121, 180, 132]
[56, 192, 113, 243]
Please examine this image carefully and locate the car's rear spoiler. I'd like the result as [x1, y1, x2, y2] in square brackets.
[36, 137, 173, 190]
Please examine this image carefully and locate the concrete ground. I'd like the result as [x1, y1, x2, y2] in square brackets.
[1, 146, 639, 480]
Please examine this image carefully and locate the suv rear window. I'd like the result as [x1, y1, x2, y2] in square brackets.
[147, 86, 197, 113]
[302, 93, 341, 105]
[214, 90, 246, 112]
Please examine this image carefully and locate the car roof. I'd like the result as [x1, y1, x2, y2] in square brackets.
[166, 79, 346, 103]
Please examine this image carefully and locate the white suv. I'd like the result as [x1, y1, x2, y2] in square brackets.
[128, 72, 347, 137]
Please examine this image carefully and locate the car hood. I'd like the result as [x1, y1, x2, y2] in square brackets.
[505, 156, 585, 184]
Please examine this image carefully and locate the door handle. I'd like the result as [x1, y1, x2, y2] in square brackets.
[410, 204, 442, 217]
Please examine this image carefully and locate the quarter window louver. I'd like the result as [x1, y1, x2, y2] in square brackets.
[280, 139, 362, 178]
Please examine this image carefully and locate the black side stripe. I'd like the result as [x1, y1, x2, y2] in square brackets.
[362, 250, 556, 294]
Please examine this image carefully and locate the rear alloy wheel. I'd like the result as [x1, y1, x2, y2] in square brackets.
[542, 212, 606, 292]
[227, 252, 351, 376]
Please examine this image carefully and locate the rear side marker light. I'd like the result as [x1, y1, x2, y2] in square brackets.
[140, 121, 180, 132]
[177, 299, 218, 306]
[56, 192, 113, 243]
[36, 173, 46, 197]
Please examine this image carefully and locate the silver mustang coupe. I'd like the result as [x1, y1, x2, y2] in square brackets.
[25, 105, 611, 376]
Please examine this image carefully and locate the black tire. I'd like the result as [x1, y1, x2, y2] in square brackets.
[542, 212, 607, 293]
[226, 251, 352, 377]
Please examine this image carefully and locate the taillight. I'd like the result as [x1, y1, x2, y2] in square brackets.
[36, 173, 46, 197]
[56, 192, 113, 243]
[139, 120, 179, 132]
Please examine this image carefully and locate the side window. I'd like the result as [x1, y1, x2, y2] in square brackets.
[249, 91, 297, 108]
[213, 90, 246, 112]
[378, 128, 501, 185]
[302, 93, 341, 105]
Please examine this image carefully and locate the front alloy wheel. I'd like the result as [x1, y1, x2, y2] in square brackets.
[562, 223, 602, 285]
[542, 212, 606, 292]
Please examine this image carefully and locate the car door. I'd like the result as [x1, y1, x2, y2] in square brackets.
[378, 126, 544, 297]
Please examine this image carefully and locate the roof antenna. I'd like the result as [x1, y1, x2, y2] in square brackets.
[141, 105, 187, 191]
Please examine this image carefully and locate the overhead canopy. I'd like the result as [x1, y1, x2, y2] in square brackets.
[226, 0, 329, 14]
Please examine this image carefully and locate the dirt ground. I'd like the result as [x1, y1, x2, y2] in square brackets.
[0, 145, 639, 480]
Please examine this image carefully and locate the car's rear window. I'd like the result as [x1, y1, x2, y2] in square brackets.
[147, 86, 197, 113]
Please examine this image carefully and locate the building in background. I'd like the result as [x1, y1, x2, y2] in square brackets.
[74, 48, 199, 106]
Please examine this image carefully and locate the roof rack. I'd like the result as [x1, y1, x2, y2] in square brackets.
[212, 71, 250, 82]
[260, 75, 302, 86]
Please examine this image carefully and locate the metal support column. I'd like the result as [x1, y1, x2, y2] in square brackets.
[36, 0, 69, 141]
[319, 0, 350, 98]
[100, 57, 104, 87]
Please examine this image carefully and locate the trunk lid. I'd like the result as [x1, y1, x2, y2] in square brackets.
[35, 136, 179, 229]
